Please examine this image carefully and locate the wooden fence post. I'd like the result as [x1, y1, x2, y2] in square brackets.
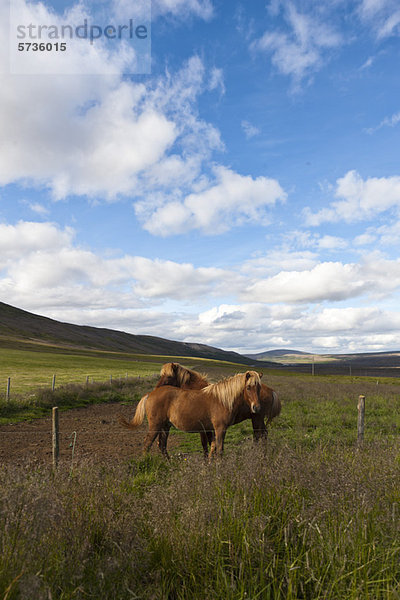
[52, 407, 59, 470]
[357, 395, 365, 445]
[6, 377, 10, 402]
[52, 374, 56, 392]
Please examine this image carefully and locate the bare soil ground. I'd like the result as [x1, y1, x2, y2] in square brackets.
[0, 402, 182, 465]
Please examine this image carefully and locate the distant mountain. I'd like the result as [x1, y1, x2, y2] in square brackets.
[0, 302, 260, 365]
[245, 349, 312, 361]
[245, 346, 400, 377]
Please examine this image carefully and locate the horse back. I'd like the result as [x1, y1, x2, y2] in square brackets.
[168, 387, 223, 432]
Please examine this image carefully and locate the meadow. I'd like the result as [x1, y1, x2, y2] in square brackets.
[0, 346, 179, 396]
[0, 347, 399, 599]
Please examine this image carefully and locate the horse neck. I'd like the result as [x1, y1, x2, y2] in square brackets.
[184, 369, 208, 389]
[192, 374, 209, 389]
[204, 374, 246, 412]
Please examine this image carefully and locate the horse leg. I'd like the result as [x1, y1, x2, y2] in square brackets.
[251, 414, 268, 442]
[199, 431, 209, 459]
[210, 427, 226, 459]
[158, 423, 171, 460]
[143, 429, 159, 453]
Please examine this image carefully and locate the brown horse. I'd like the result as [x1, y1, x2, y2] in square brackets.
[120, 371, 263, 459]
[155, 362, 208, 390]
[155, 362, 281, 443]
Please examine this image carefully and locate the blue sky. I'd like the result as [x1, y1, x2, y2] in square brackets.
[1, 0, 400, 354]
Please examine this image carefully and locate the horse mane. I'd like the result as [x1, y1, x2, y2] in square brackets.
[202, 371, 260, 410]
[160, 362, 209, 388]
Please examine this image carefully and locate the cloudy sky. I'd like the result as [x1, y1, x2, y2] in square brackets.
[1, 0, 400, 354]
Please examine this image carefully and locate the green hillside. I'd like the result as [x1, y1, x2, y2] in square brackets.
[0, 302, 256, 365]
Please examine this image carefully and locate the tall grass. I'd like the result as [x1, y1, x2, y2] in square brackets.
[0, 441, 399, 599]
[1, 364, 400, 598]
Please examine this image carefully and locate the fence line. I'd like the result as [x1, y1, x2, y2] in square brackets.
[357, 394, 366, 445]
[52, 406, 59, 470]
[4, 373, 143, 402]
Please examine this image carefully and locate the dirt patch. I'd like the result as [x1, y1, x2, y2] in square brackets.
[0, 402, 182, 465]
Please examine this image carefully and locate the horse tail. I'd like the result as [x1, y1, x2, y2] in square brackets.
[271, 390, 281, 419]
[265, 390, 281, 425]
[119, 394, 148, 429]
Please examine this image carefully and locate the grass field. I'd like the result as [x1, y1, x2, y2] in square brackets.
[0, 346, 399, 598]
[0, 346, 244, 398]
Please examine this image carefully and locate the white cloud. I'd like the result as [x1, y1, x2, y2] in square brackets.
[354, 231, 377, 246]
[125, 257, 234, 300]
[3, 221, 400, 353]
[208, 67, 225, 95]
[283, 230, 348, 251]
[26, 203, 50, 216]
[8, 0, 139, 76]
[242, 250, 318, 278]
[360, 55, 375, 69]
[136, 166, 286, 235]
[252, 2, 341, 85]
[365, 110, 400, 134]
[242, 256, 400, 304]
[102, 0, 214, 23]
[0, 0, 175, 198]
[0, 221, 238, 312]
[317, 235, 348, 250]
[0, 221, 74, 260]
[242, 261, 367, 303]
[354, 221, 400, 247]
[305, 170, 400, 225]
[358, 0, 400, 38]
[176, 302, 400, 353]
[241, 120, 260, 139]
[0, 1, 222, 204]
[152, 0, 214, 20]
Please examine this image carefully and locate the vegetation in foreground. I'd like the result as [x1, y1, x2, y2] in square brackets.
[0, 440, 399, 600]
[1, 354, 400, 599]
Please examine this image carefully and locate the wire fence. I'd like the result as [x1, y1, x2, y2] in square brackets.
[4, 372, 142, 402]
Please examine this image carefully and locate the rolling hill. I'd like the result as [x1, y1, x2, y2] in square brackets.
[245, 349, 313, 361]
[0, 302, 259, 365]
[2, 302, 400, 376]
[245, 346, 400, 377]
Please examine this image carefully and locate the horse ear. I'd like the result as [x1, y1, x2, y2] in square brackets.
[259, 372, 263, 379]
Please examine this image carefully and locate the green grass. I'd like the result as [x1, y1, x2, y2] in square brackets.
[0, 345, 250, 424]
[0, 347, 165, 396]
[0, 442, 399, 599]
[168, 372, 400, 455]
[0, 345, 249, 397]
[0, 345, 399, 598]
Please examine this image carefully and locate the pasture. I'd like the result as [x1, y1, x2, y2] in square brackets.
[0, 347, 399, 598]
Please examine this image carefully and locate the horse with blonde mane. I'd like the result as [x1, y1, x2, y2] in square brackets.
[156, 362, 281, 444]
[156, 362, 209, 390]
[120, 371, 263, 459]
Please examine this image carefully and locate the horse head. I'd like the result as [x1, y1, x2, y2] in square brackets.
[156, 362, 193, 388]
[155, 362, 179, 387]
[244, 371, 263, 414]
